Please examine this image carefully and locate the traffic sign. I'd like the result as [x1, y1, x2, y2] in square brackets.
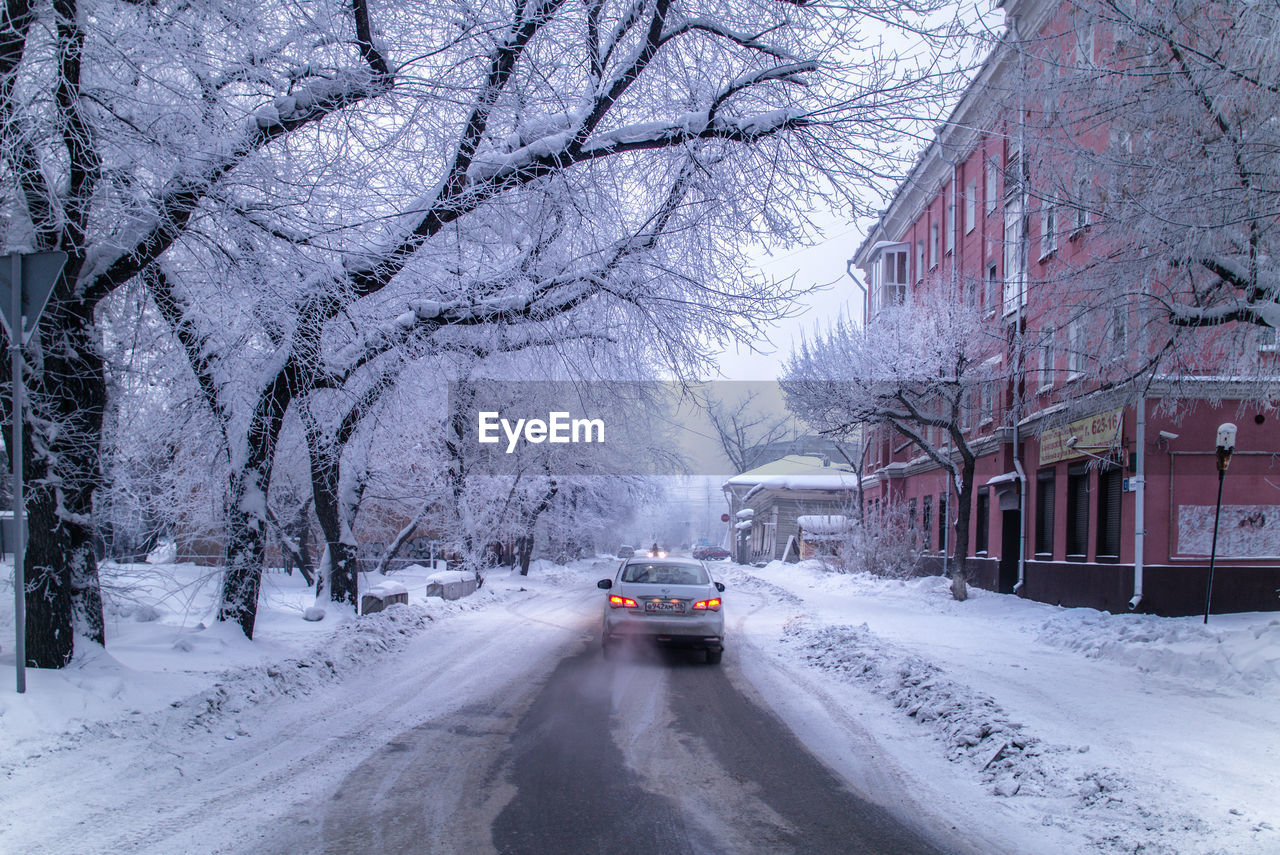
[0, 251, 66, 344]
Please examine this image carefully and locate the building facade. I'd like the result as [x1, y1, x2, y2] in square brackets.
[850, 0, 1280, 615]
[723, 456, 860, 564]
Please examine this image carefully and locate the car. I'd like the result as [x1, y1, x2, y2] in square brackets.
[692, 545, 730, 561]
[616, 545, 636, 559]
[597, 556, 725, 663]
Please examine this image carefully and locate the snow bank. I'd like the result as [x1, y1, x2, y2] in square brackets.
[0, 559, 592, 758]
[736, 561, 1279, 855]
[1037, 612, 1280, 690]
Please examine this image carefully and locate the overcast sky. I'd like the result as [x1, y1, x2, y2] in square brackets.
[714, 209, 870, 382]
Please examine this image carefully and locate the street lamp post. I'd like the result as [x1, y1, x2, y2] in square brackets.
[1203, 422, 1237, 624]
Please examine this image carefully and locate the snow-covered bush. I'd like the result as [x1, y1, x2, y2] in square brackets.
[836, 502, 922, 579]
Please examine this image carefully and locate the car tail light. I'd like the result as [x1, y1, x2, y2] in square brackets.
[692, 598, 721, 611]
[609, 595, 638, 609]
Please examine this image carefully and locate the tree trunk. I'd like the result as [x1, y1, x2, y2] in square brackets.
[218, 362, 297, 638]
[302, 404, 359, 608]
[219, 465, 269, 637]
[516, 481, 558, 576]
[949, 461, 975, 602]
[22, 492, 75, 667]
[516, 535, 534, 576]
[9, 293, 107, 667]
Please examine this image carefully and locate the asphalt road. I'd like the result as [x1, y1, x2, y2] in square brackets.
[319, 619, 951, 854]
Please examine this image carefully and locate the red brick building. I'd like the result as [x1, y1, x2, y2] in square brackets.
[850, 0, 1280, 615]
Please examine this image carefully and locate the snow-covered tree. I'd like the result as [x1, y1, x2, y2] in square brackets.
[0, 0, 396, 665]
[1010, 0, 1280, 392]
[781, 291, 1008, 599]
[4, 0, 965, 654]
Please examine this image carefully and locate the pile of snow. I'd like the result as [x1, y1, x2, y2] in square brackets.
[144, 538, 177, 565]
[423, 569, 474, 585]
[781, 617, 1064, 799]
[0, 558, 595, 758]
[735, 560, 1279, 855]
[365, 579, 409, 598]
[1037, 611, 1280, 690]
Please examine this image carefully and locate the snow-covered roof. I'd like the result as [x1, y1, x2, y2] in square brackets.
[724, 455, 858, 491]
[734, 520, 754, 531]
[735, 508, 754, 519]
[797, 515, 850, 534]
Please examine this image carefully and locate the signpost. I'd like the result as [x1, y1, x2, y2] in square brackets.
[0, 250, 66, 694]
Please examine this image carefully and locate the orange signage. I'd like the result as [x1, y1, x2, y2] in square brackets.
[1038, 408, 1123, 466]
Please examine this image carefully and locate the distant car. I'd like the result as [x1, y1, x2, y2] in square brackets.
[597, 557, 725, 663]
[692, 545, 730, 561]
[616, 545, 636, 559]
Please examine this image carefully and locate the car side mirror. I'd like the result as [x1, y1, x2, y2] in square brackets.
[597, 579, 612, 589]
[714, 582, 725, 592]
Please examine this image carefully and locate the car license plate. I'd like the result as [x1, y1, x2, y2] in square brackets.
[644, 600, 683, 614]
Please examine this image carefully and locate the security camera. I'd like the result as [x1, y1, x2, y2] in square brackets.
[1065, 435, 1080, 449]
[1158, 430, 1179, 441]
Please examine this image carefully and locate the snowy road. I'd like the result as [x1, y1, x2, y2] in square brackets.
[3, 565, 952, 855]
[262, 568, 949, 855]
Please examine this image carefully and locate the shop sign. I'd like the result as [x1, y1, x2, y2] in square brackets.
[1039, 407, 1123, 466]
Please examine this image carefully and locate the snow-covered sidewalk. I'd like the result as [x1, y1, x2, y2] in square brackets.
[729, 560, 1280, 855]
[0, 559, 597, 854]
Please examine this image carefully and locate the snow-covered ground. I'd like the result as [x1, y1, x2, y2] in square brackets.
[1, 556, 1277, 854]
[729, 561, 1280, 855]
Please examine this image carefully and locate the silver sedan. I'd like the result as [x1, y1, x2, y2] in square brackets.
[597, 557, 725, 664]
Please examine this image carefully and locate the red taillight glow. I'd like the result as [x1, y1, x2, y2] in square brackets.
[609, 595, 638, 609]
[692, 598, 721, 611]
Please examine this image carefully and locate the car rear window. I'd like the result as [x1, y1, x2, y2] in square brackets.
[621, 563, 709, 585]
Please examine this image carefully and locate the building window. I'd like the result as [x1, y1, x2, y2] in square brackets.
[1002, 158, 1025, 316]
[1035, 469, 1055, 556]
[946, 195, 956, 253]
[875, 247, 908, 311]
[1072, 179, 1091, 236]
[985, 261, 999, 313]
[980, 380, 995, 425]
[1039, 333, 1056, 391]
[975, 490, 989, 555]
[938, 492, 948, 554]
[1068, 319, 1086, 377]
[930, 222, 939, 268]
[916, 240, 924, 282]
[1066, 463, 1089, 560]
[1074, 23, 1094, 68]
[1096, 466, 1122, 561]
[922, 495, 933, 552]
[985, 158, 998, 214]
[1110, 305, 1128, 352]
[965, 180, 977, 233]
[1040, 202, 1058, 259]
[909, 497, 918, 529]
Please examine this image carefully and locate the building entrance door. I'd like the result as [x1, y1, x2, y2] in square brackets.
[999, 508, 1020, 594]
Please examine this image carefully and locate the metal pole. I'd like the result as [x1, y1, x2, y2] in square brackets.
[1203, 468, 1225, 624]
[11, 254, 24, 692]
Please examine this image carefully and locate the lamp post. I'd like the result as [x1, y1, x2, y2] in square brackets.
[1203, 422, 1237, 624]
